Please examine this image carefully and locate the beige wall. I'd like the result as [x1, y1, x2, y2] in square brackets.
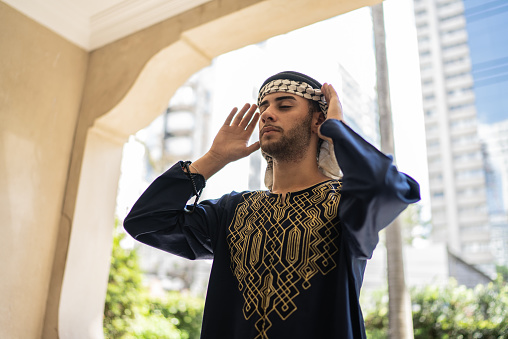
[0, 0, 382, 338]
[0, 2, 88, 338]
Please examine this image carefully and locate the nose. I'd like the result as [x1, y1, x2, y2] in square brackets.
[260, 106, 276, 124]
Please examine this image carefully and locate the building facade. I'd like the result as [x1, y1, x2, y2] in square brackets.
[413, 0, 508, 274]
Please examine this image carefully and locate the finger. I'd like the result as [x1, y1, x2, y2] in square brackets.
[328, 84, 340, 100]
[325, 85, 341, 105]
[322, 83, 335, 101]
[239, 104, 258, 129]
[321, 84, 329, 103]
[246, 141, 260, 154]
[245, 112, 260, 134]
[224, 107, 238, 126]
[327, 84, 344, 117]
[232, 103, 251, 126]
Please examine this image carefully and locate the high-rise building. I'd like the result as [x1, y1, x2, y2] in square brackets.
[413, 0, 508, 274]
[336, 63, 379, 148]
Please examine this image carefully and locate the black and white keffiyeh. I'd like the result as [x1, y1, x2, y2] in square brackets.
[257, 71, 341, 190]
[258, 79, 329, 115]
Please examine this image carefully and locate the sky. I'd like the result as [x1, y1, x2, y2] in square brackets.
[117, 0, 430, 221]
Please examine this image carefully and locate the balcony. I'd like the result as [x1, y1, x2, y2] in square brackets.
[427, 167, 444, 178]
[453, 158, 483, 171]
[437, 0, 465, 19]
[424, 117, 439, 127]
[426, 129, 441, 142]
[452, 141, 482, 153]
[414, 1, 427, 12]
[457, 192, 488, 207]
[430, 197, 447, 210]
[428, 179, 444, 191]
[426, 146, 443, 158]
[441, 43, 469, 60]
[428, 177, 444, 190]
[419, 63, 435, 78]
[450, 124, 477, 138]
[414, 14, 428, 28]
[446, 78, 474, 94]
[447, 90, 474, 106]
[421, 82, 436, 95]
[432, 214, 447, 226]
[443, 59, 471, 77]
[441, 29, 468, 46]
[418, 40, 432, 54]
[448, 106, 477, 122]
[455, 176, 485, 188]
[446, 77, 473, 92]
[439, 15, 466, 31]
[460, 229, 490, 243]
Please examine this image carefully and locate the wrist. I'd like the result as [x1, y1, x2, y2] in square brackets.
[205, 150, 230, 168]
[191, 151, 228, 181]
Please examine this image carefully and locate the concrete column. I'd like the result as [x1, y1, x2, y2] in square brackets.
[58, 126, 124, 339]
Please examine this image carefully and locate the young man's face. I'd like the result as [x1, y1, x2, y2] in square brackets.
[258, 92, 316, 162]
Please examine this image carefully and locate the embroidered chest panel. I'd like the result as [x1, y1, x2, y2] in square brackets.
[227, 181, 341, 338]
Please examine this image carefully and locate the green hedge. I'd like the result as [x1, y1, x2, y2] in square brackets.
[364, 274, 508, 339]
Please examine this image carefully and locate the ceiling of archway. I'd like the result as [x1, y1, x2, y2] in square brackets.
[2, 0, 211, 51]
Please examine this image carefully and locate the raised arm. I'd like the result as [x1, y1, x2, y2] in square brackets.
[124, 104, 260, 259]
[318, 84, 420, 259]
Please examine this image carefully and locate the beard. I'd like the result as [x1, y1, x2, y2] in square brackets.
[260, 113, 313, 163]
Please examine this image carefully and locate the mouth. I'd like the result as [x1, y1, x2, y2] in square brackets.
[261, 125, 282, 136]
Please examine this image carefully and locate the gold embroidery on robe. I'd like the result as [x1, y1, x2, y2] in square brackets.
[227, 181, 341, 339]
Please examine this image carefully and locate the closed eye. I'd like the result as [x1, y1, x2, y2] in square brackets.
[259, 95, 297, 113]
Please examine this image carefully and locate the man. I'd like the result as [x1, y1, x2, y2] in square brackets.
[124, 71, 420, 338]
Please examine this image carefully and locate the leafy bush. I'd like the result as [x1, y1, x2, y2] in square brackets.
[410, 279, 508, 338]
[145, 292, 204, 339]
[364, 273, 508, 338]
[363, 288, 389, 338]
[104, 228, 145, 338]
[104, 227, 205, 338]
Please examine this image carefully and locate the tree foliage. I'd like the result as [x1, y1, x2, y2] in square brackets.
[104, 226, 204, 338]
[364, 270, 508, 339]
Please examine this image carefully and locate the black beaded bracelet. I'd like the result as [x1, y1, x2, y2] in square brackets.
[182, 161, 204, 213]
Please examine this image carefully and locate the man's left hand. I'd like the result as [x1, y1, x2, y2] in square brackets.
[318, 83, 344, 141]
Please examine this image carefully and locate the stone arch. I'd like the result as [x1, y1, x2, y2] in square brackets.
[57, 40, 211, 338]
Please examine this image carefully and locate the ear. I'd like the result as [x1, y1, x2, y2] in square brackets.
[311, 112, 326, 134]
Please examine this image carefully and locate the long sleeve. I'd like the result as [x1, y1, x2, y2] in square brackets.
[123, 162, 229, 260]
[320, 119, 420, 259]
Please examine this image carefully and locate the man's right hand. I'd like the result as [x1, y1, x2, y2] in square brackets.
[190, 103, 260, 180]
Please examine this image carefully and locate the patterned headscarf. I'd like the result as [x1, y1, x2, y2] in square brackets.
[257, 71, 341, 190]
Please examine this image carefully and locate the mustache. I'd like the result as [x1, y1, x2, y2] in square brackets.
[260, 125, 283, 135]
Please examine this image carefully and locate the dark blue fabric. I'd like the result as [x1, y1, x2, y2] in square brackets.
[320, 119, 420, 259]
[124, 119, 420, 338]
